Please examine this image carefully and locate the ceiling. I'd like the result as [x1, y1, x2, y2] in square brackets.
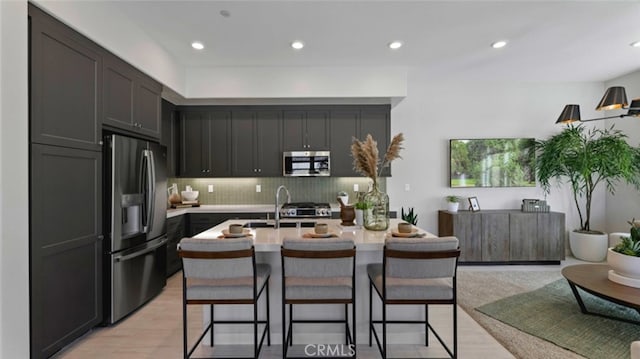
[105, 1, 640, 83]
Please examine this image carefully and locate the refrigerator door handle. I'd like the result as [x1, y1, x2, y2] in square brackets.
[114, 237, 168, 262]
[139, 150, 148, 231]
[146, 149, 156, 234]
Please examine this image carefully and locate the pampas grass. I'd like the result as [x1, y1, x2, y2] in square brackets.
[351, 133, 404, 184]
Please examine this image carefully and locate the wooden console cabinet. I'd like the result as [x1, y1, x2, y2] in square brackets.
[438, 210, 565, 263]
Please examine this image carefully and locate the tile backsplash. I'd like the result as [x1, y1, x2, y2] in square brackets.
[169, 177, 386, 205]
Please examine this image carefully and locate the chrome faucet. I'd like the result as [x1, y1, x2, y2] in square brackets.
[275, 185, 291, 229]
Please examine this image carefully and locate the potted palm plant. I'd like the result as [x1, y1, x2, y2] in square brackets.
[536, 124, 640, 261]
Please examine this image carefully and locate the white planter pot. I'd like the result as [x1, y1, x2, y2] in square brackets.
[355, 209, 364, 226]
[447, 202, 459, 213]
[569, 231, 608, 262]
[607, 248, 640, 279]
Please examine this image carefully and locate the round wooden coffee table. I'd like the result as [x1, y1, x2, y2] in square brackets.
[562, 264, 640, 324]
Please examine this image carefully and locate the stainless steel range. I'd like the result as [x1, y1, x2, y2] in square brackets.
[279, 202, 332, 218]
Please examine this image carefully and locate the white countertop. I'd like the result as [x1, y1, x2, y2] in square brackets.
[192, 218, 436, 252]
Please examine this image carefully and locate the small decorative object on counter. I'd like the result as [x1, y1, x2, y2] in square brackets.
[351, 133, 404, 231]
[468, 196, 480, 212]
[168, 183, 181, 205]
[354, 192, 368, 227]
[521, 198, 550, 212]
[337, 196, 356, 226]
[337, 191, 349, 206]
[446, 196, 460, 213]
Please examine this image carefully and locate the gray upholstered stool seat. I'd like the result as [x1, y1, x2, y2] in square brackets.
[281, 237, 357, 358]
[179, 237, 271, 359]
[368, 236, 460, 359]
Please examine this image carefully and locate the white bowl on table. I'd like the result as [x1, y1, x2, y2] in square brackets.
[181, 190, 199, 201]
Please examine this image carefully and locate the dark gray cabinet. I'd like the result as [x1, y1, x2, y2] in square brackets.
[30, 4, 102, 152]
[438, 210, 565, 263]
[161, 100, 178, 177]
[30, 144, 102, 359]
[103, 52, 162, 139]
[231, 109, 282, 176]
[29, 5, 105, 358]
[166, 215, 186, 276]
[283, 110, 329, 150]
[329, 106, 391, 176]
[180, 110, 232, 177]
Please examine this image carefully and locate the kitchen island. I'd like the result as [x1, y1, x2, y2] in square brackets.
[190, 218, 440, 346]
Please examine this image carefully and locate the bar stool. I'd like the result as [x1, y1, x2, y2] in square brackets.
[281, 237, 357, 358]
[179, 237, 271, 359]
[367, 236, 460, 359]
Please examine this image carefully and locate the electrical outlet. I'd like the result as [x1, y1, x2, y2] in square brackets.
[353, 184, 359, 192]
[208, 184, 214, 193]
[404, 183, 411, 191]
[256, 184, 261, 193]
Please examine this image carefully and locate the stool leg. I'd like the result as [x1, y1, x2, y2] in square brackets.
[282, 301, 286, 359]
[210, 304, 214, 347]
[266, 280, 271, 345]
[254, 298, 258, 359]
[344, 303, 349, 344]
[425, 304, 429, 346]
[368, 281, 372, 347]
[289, 305, 293, 346]
[382, 302, 387, 359]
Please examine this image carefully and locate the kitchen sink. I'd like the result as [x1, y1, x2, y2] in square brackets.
[243, 221, 316, 228]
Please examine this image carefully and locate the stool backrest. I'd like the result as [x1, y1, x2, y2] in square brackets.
[384, 236, 459, 279]
[282, 237, 355, 278]
[179, 237, 254, 279]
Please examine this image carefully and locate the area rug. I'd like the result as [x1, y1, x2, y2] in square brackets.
[476, 278, 640, 359]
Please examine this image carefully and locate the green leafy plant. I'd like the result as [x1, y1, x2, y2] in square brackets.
[401, 207, 418, 225]
[446, 195, 460, 203]
[536, 124, 640, 233]
[613, 219, 640, 257]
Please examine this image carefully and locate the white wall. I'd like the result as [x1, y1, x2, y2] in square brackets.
[605, 70, 640, 233]
[387, 67, 606, 235]
[0, 0, 30, 357]
[185, 66, 407, 99]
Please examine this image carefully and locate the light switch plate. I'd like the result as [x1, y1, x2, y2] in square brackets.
[353, 184, 359, 192]
[404, 184, 411, 191]
[256, 184, 261, 193]
[208, 184, 214, 192]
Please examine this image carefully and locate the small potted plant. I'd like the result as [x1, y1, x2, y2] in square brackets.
[354, 192, 369, 226]
[446, 195, 460, 213]
[401, 207, 418, 225]
[607, 219, 640, 286]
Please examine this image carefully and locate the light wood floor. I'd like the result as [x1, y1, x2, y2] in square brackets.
[53, 269, 514, 359]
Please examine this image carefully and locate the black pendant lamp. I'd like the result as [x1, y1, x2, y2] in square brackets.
[555, 104, 581, 124]
[595, 86, 628, 111]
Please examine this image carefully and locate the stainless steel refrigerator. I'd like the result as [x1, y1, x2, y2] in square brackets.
[104, 133, 168, 324]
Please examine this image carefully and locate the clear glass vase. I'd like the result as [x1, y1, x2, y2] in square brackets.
[363, 181, 389, 231]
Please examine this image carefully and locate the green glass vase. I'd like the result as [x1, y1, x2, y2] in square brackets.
[363, 181, 389, 231]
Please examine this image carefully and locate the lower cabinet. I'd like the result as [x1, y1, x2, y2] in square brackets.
[166, 215, 186, 277]
[30, 144, 103, 358]
[438, 210, 565, 263]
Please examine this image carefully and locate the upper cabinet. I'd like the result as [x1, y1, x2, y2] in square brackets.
[30, 5, 102, 151]
[283, 109, 329, 150]
[161, 100, 178, 177]
[103, 52, 162, 139]
[329, 105, 391, 177]
[180, 109, 232, 177]
[232, 109, 282, 176]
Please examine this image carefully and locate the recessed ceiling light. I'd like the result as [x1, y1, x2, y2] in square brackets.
[630, 41, 640, 48]
[491, 41, 507, 49]
[220, 10, 231, 18]
[191, 41, 204, 50]
[388, 41, 403, 50]
[291, 41, 304, 50]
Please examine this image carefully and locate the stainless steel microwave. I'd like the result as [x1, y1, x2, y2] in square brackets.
[283, 151, 330, 177]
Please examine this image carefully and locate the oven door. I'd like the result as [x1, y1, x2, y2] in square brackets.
[283, 151, 330, 177]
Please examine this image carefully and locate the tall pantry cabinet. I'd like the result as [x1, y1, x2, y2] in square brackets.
[29, 5, 103, 358]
